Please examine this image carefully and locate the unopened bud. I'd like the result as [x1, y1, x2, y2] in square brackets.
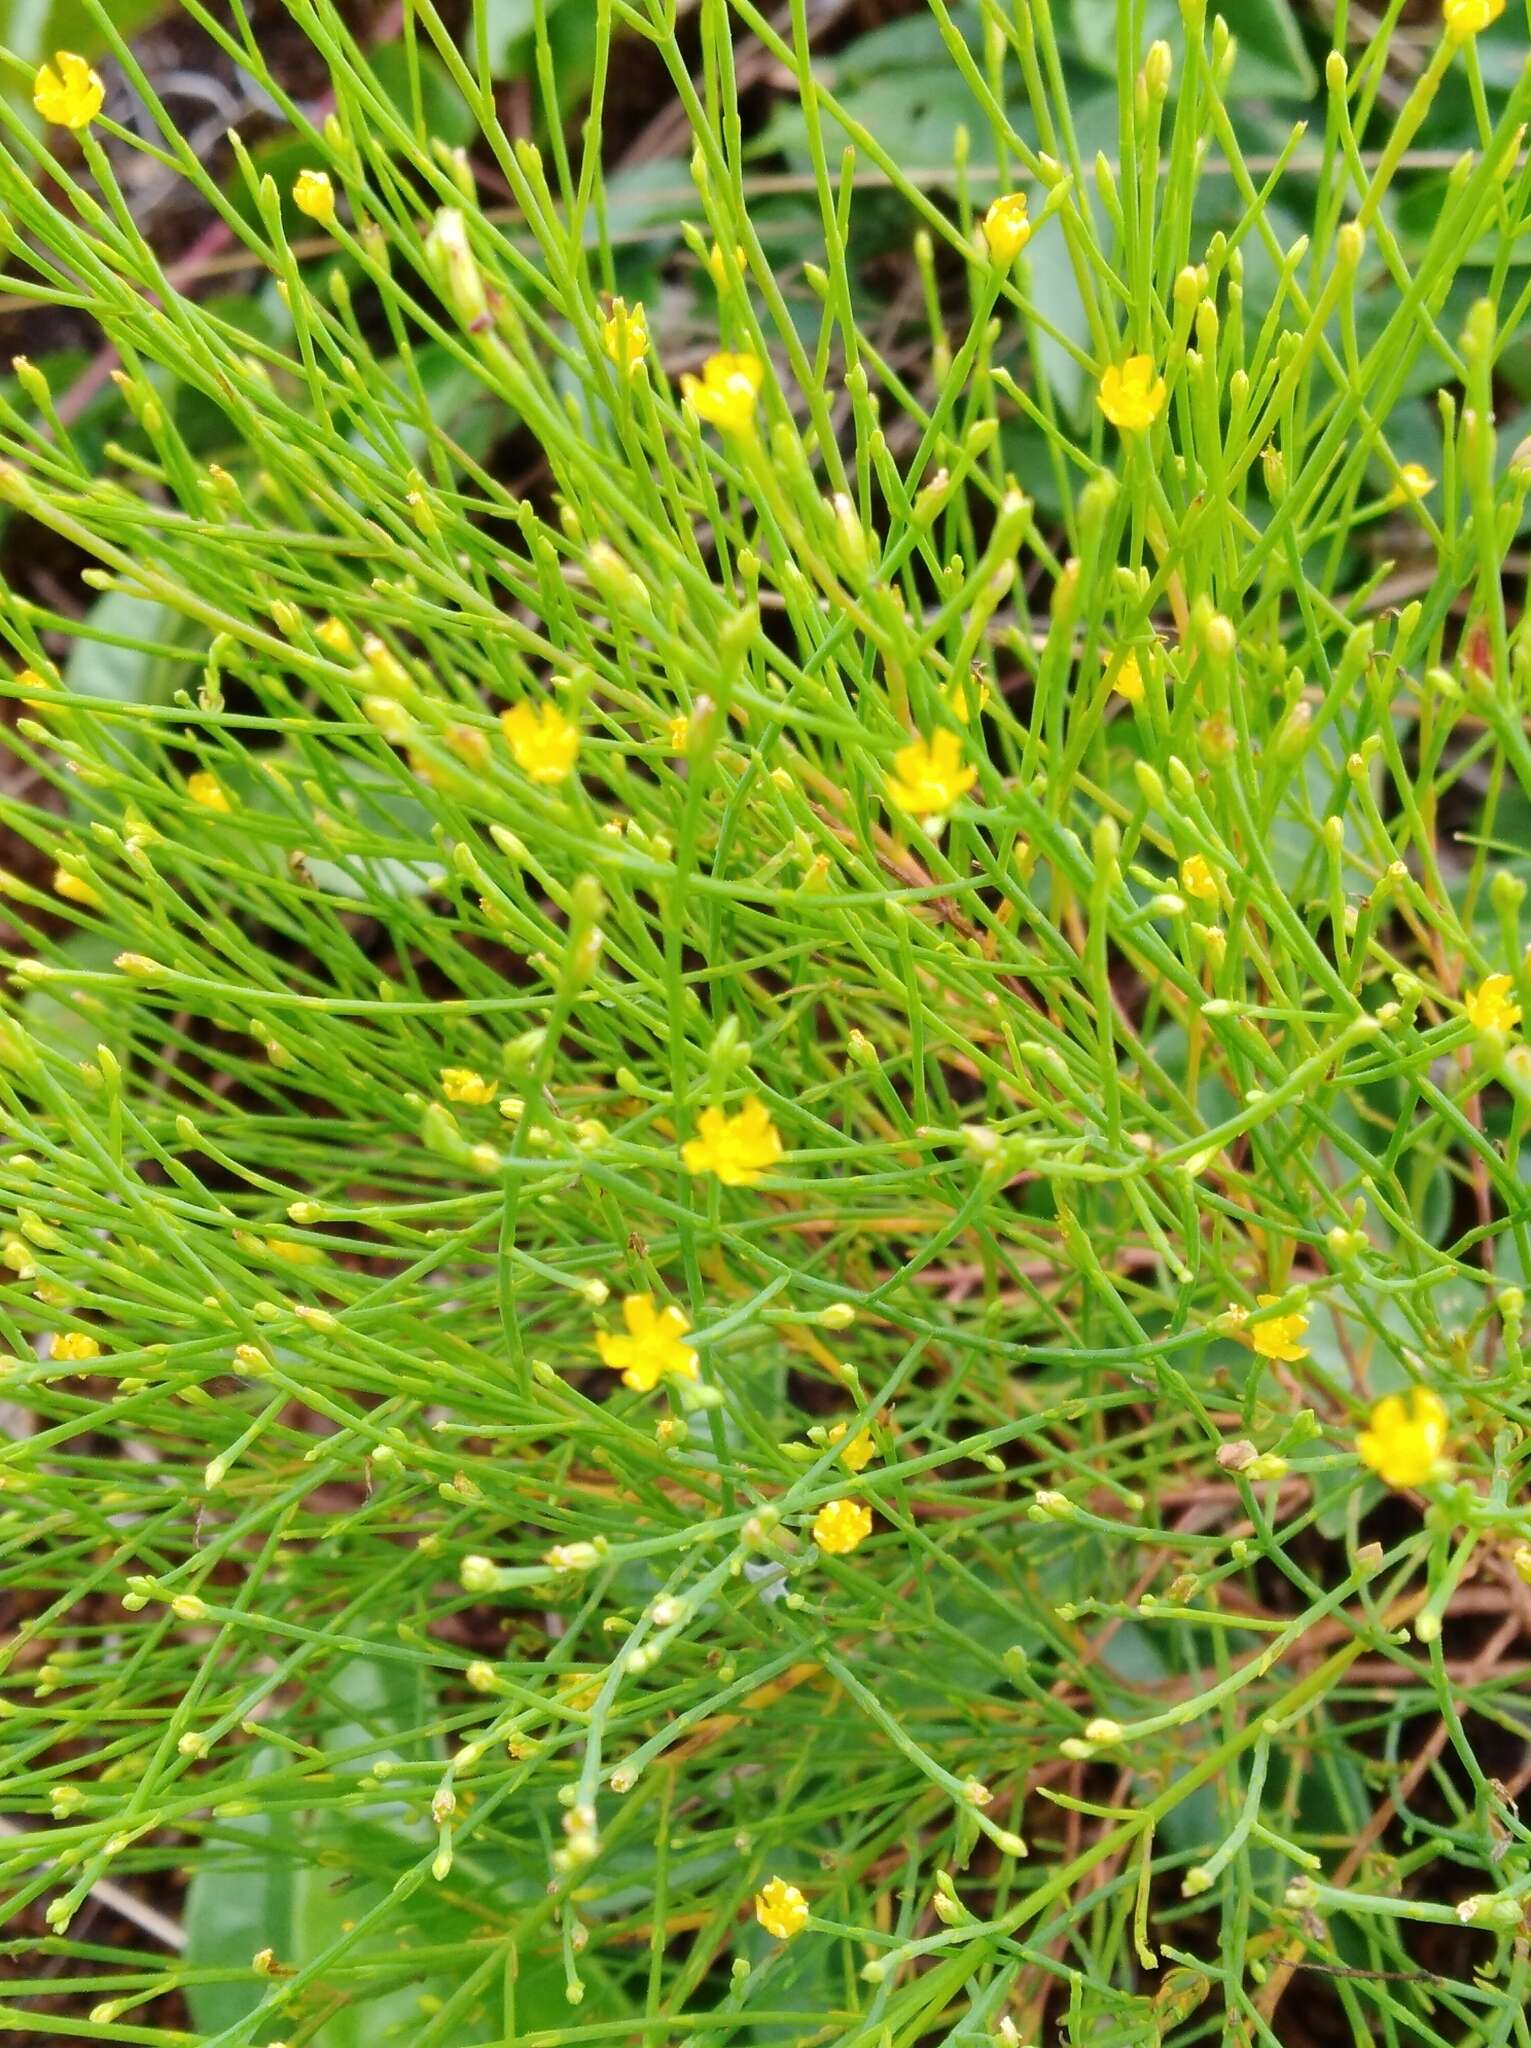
[424, 208, 489, 331]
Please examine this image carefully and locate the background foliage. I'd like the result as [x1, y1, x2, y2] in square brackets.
[1, 2, 1530, 2046]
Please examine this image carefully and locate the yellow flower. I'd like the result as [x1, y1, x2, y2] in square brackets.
[706, 241, 747, 287]
[595, 1293, 699, 1392]
[886, 730, 977, 816]
[187, 771, 231, 812]
[754, 1876, 809, 1940]
[981, 191, 1032, 264]
[1443, 0, 1504, 41]
[293, 169, 336, 225]
[1108, 650, 1144, 705]
[667, 714, 691, 753]
[1357, 1387, 1449, 1488]
[501, 701, 580, 784]
[445, 723, 490, 766]
[315, 615, 355, 656]
[1248, 1293, 1308, 1362]
[1391, 462, 1435, 503]
[34, 52, 104, 130]
[264, 1236, 321, 1265]
[545, 1542, 600, 1574]
[681, 1096, 783, 1187]
[1463, 973, 1521, 1034]
[53, 867, 100, 908]
[945, 674, 991, 719]
[829, 1422, 876, 1473]
[52, 1332, 101, 1363]
[813, 1497, 872, 1554]
[602, 297, 649, 375]
[2, 1236, 35, 1278]
[680, 351, 764, 436]
[1097, 354, 1166, 431]
[441, 1067, 496, 1105]
[554, 1668, 602, 1711]
[1180, 854, 1220, 903]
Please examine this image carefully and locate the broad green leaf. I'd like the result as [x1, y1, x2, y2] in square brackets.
[22, 930, 126, 1062]
[61, 590, 199, 769]
[278, 762, 442, 904]
[1217, 0, 1318, 96]
[1, 0, 164, 74]
[63, 591, 188, 708]
[823, 3, 981, 75]
[42, 0, 165, 53]
[474, 0, 599, 109]
[370, 41, 476, 148]
[749, 64, 979, 170]
[1020, 207, 1091, 421]
[183, 1746, 296, 2038]
[477, 0, 576, 71]
[320, 1650, 436, 1773]
[1066, 0, 1316, 98]
[1266, 734, 1344, 896]
[186, 1661, 474, 2047]
[742, 1910, 842, 2044]
[1396, 175, 1531, 266]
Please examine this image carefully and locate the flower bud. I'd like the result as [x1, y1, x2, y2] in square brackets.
[292, 168, 336, 226]
[425, 208, 489, 332]
[460, 1554, 503, 1595]
[1456, 1894, 1525, 1931]
[587, 540, 652, 617]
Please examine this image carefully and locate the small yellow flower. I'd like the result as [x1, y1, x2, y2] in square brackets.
[501, 701, 580, 784]
[441, 1067, 496, 1105]
[53, 867, 100, 908]
[34, 52, 104, 130]
[363, 635, 410, 690]
[706, 241, 747, 288]
[754, 1876, 809, 1940]
[885, 730, 977, 816]
[680, 351, 764, 436]
[1443, 0, 1504, 42]
[292, 168, 337, 225]
[445, 723, 490, 766]
[681, 1096, 783, 1187]
[829, 1422, 876, 1473]
[1391, 462, 1435, 503]
[1357, 1387, 1449, 1488]
[1108, 650, 1144, 705]
[981, 191, 1032, 264]
[1097, 354, 1166, 431]
[52, 1332, 101, 1363]
[315, 615, 355, 656]
[2, 1236, 35, 1279]
[1463, 973, 1521, 1034]
[666, 714, 691, 753]
[602, 297, 649, 375]
[265, 1236, 321, 1265]
[813, 1497, 872, 1554]
[187, 771, 231, 812]
[595, 1293, 699, 1392]
[554, 1668, 602, 1711]
[16, 668, 54, 710]
[945, 674, 991, 720]
[545, 1542, 601, 1574]
[1248, 1293, 1308, 1362]
[1180, 854, 1220, 903]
